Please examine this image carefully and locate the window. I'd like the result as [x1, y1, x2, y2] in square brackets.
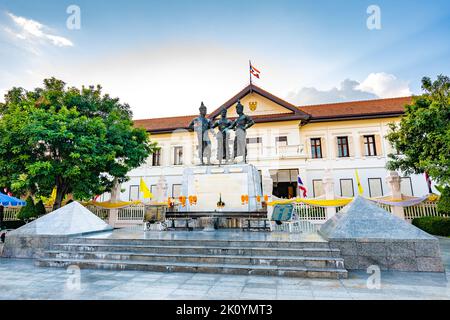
[275, 136, 288, 150]
[368, 178, 383, 197]
[363, 135, 377, 156]
[172, 184, 181, 198]
[247, 137, 263, 154]
[129, 185, 139, 201]
[173, 146, 183, 165]
[310, 138, 322, 159]
[151, 185, 157, 195]
[337, 136, 349, 157]
[247, 137, 262, 144]
[312, 179, 324, 197]
[401, 177, 414, 196]
[271, 169, 299, 199]
[152, 149, 161, 166]
[340, 179, 354, 197]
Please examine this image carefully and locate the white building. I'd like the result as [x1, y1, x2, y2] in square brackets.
[105, 84, 433, 202]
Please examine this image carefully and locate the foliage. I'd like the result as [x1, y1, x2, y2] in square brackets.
[0, 78, 157, 209]
[17, 196, 38, 222]
[412, 216, 450, 236]
[436, 186, 450, 215]
[34, 200, 47, 216]
[386, 75, 450, 186]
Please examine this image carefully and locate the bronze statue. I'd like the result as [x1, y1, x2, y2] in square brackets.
[225, 100, 255, 163]
[212, 108, 232, 165]
[188, 102, 212, 165]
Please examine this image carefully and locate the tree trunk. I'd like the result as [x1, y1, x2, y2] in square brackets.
[52, 182, 68, 211]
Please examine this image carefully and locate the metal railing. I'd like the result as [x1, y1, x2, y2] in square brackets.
[3, 207, 19, 221]
[85, 205, 109, 221]
[117, 204, 145, 221]
[404, 201, 442, 220]
[293, 203, 327, 221]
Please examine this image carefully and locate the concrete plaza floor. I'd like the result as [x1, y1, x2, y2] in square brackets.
[0, 237, 449, 300]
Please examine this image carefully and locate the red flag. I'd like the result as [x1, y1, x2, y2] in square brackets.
[250, 63, 260, 78]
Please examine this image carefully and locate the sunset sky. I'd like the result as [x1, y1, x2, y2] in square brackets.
[1, 0, 449, 119]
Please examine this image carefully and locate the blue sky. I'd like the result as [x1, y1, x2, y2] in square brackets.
[1, 0, 449, 119]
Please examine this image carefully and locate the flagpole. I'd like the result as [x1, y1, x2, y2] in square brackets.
[249, 60, 252, 86]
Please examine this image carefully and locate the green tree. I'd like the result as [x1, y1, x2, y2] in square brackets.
[17, 196, 38, 222]
[0, 78, 157, 210]
[386, 75, 450, 211]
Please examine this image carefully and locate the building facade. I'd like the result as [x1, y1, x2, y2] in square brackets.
[105, 84, 432, 202]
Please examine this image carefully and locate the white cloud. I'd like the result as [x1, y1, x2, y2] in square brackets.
[356, 72, 412, 98]
[287, 73, 412, 105]
[5, 12, 73, 48]
[287, 79, 378, 105]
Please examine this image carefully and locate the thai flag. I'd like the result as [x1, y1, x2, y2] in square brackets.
[250, 63, 260, 78]
[297, 175, 307, 198]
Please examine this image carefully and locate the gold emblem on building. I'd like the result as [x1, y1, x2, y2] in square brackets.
[249, 101, 257, 111]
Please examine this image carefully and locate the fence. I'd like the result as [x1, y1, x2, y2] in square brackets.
[3, 207, 20, 221]
[117, 205, 145, 222]
[294, 203, 327, 221]
[404, 201, 442, 221]
[292, 199, 440, 224]
[85, 205, 109, 221]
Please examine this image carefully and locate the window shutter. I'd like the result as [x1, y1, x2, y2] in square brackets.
[375, 134, 382, 156]
[320, 137, 327, 158]
[306, 138, 311, 158]
[348, 136, 354, 157]
[360, 136, 366, 157]
[335, 136, 339, 158]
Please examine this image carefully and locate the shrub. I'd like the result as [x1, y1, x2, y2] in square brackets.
[17, 196, 38, 222]
[34, 200, 47, 217]
[437, 186, 450, 216]
[412, 216, 450, 236]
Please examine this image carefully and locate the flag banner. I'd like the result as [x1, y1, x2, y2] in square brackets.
[267, 194, 434, 207]
[250, 63, 260, 78]
[297, 175, 308, 198]
[355, 169, 364, 195]
[140, 177, 154, 199]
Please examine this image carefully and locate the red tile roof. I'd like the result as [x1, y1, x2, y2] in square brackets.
[298, 96, 412, 121]
[133, 90, 412, 133]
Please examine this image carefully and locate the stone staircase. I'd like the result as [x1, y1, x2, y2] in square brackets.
[36, 237, 348, 279]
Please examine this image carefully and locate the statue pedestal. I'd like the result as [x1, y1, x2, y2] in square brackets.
[179, 164, 262, 213]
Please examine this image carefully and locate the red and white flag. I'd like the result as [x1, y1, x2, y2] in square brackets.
[297, 175, 308, 198]
[250, 63, 260, 79]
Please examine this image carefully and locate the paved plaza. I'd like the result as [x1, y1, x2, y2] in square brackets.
[0, 236, 449, 300]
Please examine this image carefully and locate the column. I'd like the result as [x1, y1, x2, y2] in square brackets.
[322, 169, 337, 219]
[385, 171, 405, 219]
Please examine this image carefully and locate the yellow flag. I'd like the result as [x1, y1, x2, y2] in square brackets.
[140, 178, 153, 199]
[355, 170, 364, 195]
[50, 187, 57, 202]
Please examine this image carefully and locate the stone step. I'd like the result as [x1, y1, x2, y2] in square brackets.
[44, 250, 345, 268]
[68, 238, 331, 249]
[36, 257, 348, 279]
[53, 243, 341, 257]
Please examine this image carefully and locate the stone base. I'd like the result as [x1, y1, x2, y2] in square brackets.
[2, 235, 73, 259]
[180, 164, 262, 212]
[329, 238, 445, 272]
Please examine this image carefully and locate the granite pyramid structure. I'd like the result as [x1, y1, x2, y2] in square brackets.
[7, 201, 112, 236]
[319, 196, 444, 272]
[3, 201, 112, 258]
[319, 196, 435, 240]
